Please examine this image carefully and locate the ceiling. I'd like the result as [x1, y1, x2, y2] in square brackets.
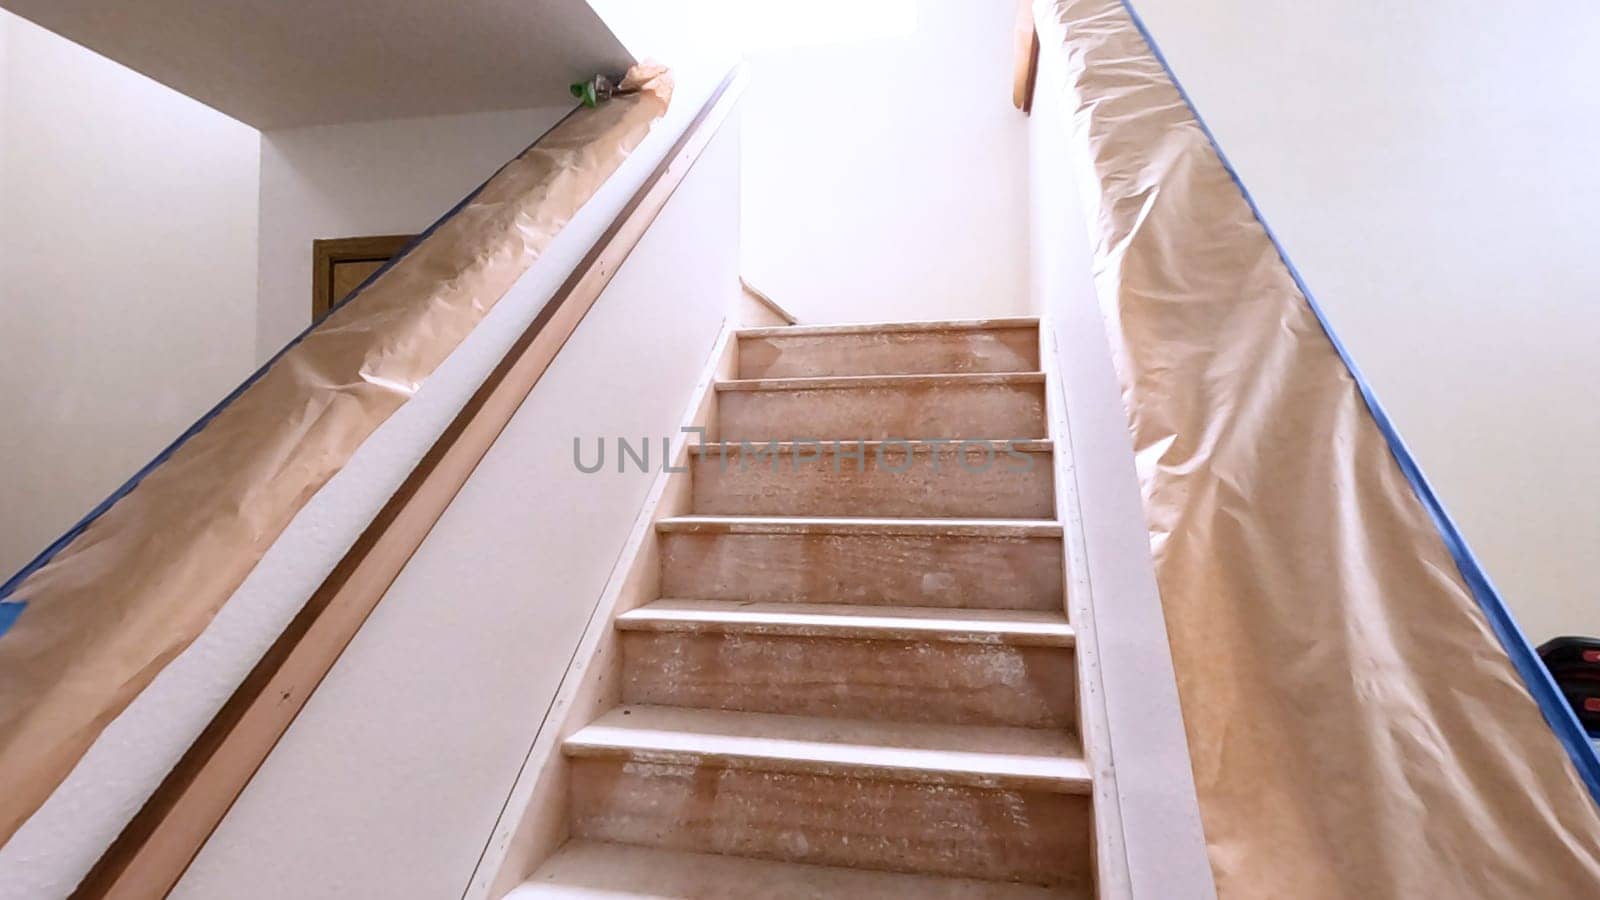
[0, 0, 634, 129]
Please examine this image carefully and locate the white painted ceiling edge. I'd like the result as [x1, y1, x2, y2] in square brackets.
[0, 0, 635, 128]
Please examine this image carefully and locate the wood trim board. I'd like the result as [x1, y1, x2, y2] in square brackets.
[311, 234, 417, 320]
[737, 277, 799, 326]
[1013, 0, 1040, 113]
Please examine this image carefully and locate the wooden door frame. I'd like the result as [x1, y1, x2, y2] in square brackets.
[311, 234, 416, 319]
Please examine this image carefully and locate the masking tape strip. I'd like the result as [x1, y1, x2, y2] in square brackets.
[1114, 0, 1600, 801]
[0, 106, 581, 613]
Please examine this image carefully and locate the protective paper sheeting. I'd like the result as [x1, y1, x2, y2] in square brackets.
[0, 67, 672, 844]
[1034, 0, 1600, 895]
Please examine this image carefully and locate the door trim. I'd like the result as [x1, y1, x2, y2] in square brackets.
[311, 234, 416, 319]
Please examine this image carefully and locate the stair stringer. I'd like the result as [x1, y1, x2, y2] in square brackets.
[1041, 316, 1130, 900]
[463, 324, 739, 900]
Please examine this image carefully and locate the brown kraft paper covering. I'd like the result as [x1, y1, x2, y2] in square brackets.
[1034, 0, 1600, 895]
[0, 67, 671, 844]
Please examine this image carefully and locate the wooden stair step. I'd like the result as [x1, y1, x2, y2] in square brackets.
[564, 706, 1090, 793]
[716, 371, 1047, 442]
[523, 317, 1093, 895]
[689, 440, 1055, 518]
[617, 600, 1074, 647]
[737, 317, 1040, 379]
[717, 372, 1046, 391]
[657, 516, 1065, 611]
[511, 840, 1084, 898]
[737, 317, 1042, 338]
[656, 514, 1064, 537]
[618, 601, 1077, 729]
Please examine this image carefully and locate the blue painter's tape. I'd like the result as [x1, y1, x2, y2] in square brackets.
[0, 601, 24, 638]
[0, 104, 582, 614]
[1117, 0, 1600, 803]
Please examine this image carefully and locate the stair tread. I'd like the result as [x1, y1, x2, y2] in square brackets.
[689, 438, 1053, 454]
[657, 515, 1061, 536]
[565, 706, 1089, 792]
[738, 317, 1039, 339]
[716, 371, 1046, 391]
[512, 840, 1080, 899]
[617, 599, 1074, 646]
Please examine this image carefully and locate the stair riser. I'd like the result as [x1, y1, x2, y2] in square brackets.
[690, 448, 1054, 518]
[738, 329, 1040, 379]
[659, 531, 1064, 611]
[525, 841, 1075, 898]
[568, 758, 1091, 887]
[620, 632, 1076, 729]
[718, 381, 1046, 442]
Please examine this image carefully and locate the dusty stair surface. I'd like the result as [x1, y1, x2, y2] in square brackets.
[520, 318, 1091, 898]
[508, 842, 1070, 899]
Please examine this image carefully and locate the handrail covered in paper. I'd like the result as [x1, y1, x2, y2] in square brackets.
[0, 66, 673, 844]
[1033, 0, 1600, 895]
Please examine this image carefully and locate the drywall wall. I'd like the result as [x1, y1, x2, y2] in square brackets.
[1025, 31, 1216, 894]
[173, 103, 742, 899]
[0, 62, 735, 898]
[1121, 1, 1600, 642]
[739, 0, 1030, 323]
[0, 16, 8, 213]
[0, 10, 260, 580]
[255, 106, 573, 360]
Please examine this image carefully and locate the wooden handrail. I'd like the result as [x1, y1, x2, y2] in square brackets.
[738, 277, 799, 325]
[1013, 0, 1040, 113]
[73, 63, 748, 899]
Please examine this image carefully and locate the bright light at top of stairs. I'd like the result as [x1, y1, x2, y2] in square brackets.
[736, 0, 918, 52]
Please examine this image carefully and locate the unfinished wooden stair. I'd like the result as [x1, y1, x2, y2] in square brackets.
[520, 318, 1091, 897]
[656, 516, 1064, 609]
[617, 600, 1076, 727]
[716, 372, 1048, 441]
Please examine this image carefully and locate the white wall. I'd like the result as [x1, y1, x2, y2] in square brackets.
[172, 102, 742, 899]
[0, 60, 736, 897]
[1121, 1, 1600, 642]
[0, 11, 260, 579]
[1025, 31, 1217, 892]
[255, 106, 573, 359]
[739, 0, 1029, 324]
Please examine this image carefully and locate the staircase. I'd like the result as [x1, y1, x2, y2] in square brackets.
[513, 318, 1093, 897]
